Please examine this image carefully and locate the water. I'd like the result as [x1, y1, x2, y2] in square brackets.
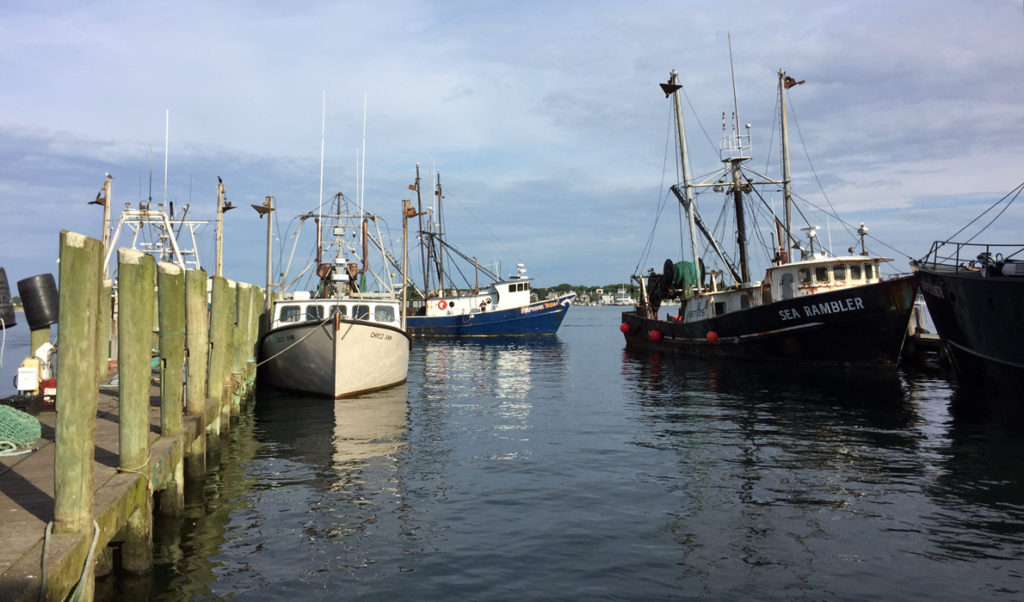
[0, 313, 31, 394]
[70, 307, 1024, 599]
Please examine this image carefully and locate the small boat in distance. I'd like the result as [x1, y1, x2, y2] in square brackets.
[621, 66, 917, 366]
[259, 193, 410, 398]
[911, 184, 1024, 392]
[401, 166, 575, 337]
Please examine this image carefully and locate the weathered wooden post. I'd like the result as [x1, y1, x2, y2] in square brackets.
[184, 268, 209, 476]
[117, 249, 155, 573]
[206, 276, 233, 436]
[96, 279, 113, 381]
[52, 231, 102, 601]
[29, 326, 50, 357]
[230, 282, 252, 417]
[157, 262, 185, 515]
[247, 286, 264, 391]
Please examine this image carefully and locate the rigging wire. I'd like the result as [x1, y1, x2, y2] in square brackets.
[945, 181, 1023, 246]
[790, 191, 911, 260]
[787, 93, 855, 243]
[682, 87, 719, 157]
[634, 104, 678, 276]
[435, 180, 519, 267]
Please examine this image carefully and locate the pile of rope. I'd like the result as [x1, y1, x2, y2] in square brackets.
[0, 404, 41, 454]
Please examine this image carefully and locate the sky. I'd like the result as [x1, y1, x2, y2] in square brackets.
[1, 0, 1022, 292]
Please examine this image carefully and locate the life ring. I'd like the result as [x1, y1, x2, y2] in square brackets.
[438, 299, 448, 310]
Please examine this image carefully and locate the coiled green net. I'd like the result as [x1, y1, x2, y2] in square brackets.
[0, 404, 41, 453]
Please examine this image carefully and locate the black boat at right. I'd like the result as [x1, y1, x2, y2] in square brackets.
[911, 185, 1024, 393]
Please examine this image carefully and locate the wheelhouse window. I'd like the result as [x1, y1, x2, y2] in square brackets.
[306, 305, 324, 321]
[814, 267, 829, 282]
[850, 265, 862, 280]
[864, 264, 875, 279]
[353, 304, 371, 320]
[331, 304, 347, 317]
[714, 301, 726, 316]
[280, 305, 301, 323]
[833, 265, 847, 281]
[799, 268, 811, 284]
[374, 305, 395, 322]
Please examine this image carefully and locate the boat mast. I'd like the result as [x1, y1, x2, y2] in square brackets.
[413, 164, 428, 295]
[779, 69, 794, 263]
[435, 172, 445, 293]
[359, 92, 367, 218]
[726, 37, 751, 284]
[661, 70, 702, 294]
[318, 92, 326, 262]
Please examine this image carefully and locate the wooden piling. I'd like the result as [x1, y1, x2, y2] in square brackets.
[157, 263, 185, 437]
[117, 249, 155, 476]
[206, 276, 233, 436]
[1, 229, 268, 600]
[28, 327, 49, 356]
[157, 262, 186, 515]
[97, 279, 113, 381]
[53, 231, 102, 535]
[230, 283, 252, 417]
[247, 286, 264, 389]
[183, 268, 209, 477]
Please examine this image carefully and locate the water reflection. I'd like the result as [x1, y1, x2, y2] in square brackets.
[331, 385, 409, 467]
[412, 337, 567, 463]
[254, 385, 410, 536]
[415, 336, 567, 401]
[183, 385, 412, 595]
[620, 347, 917, 433]
[619, 348, 1024, 597]
[924, 386, 1024, 565]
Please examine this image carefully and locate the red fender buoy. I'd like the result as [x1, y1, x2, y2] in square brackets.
[438, 299, 448, 310]
[706, 330, 719, 343]
[649, 329, 662, 342]
[619, 323, 630, 333]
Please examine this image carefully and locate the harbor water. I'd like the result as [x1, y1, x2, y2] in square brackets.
[11, 306, 1023, 599]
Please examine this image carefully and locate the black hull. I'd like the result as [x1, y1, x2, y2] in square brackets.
[916, 266, 1024, 392]
[621, 276, 918, 367]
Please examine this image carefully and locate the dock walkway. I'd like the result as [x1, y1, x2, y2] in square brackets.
[0, 231, 263, 601]
[0, 377, 218, 601]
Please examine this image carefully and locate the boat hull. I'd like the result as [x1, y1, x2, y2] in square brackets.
[407, 295, 574, 337]
[916, 266, 1024, 390]
[259, 317, 410, 398]
[621, 276, 918, 366]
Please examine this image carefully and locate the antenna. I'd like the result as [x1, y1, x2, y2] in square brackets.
[360, 92, 367, 217]
[727, 33, 741, 150]
[318, 91, 326, 252]
[163, 109, 169, 206]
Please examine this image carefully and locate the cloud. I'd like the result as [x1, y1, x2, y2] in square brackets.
[2, 0, 1023, 289]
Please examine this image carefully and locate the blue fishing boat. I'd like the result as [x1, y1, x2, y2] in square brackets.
[401, 167, 575, 337]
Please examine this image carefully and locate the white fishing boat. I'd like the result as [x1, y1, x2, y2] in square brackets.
[259, 193, 410, 398]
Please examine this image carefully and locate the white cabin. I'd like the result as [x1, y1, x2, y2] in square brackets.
[668, 254, 893, 324]
[271, 291, 401, 330]
[763, 254, 889, 303]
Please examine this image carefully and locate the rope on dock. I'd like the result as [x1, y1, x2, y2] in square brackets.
[39, 522, 51, 602]
[40, 519, 100, 602]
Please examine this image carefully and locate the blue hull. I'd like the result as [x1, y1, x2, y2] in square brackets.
[407, 295, 574, 337]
